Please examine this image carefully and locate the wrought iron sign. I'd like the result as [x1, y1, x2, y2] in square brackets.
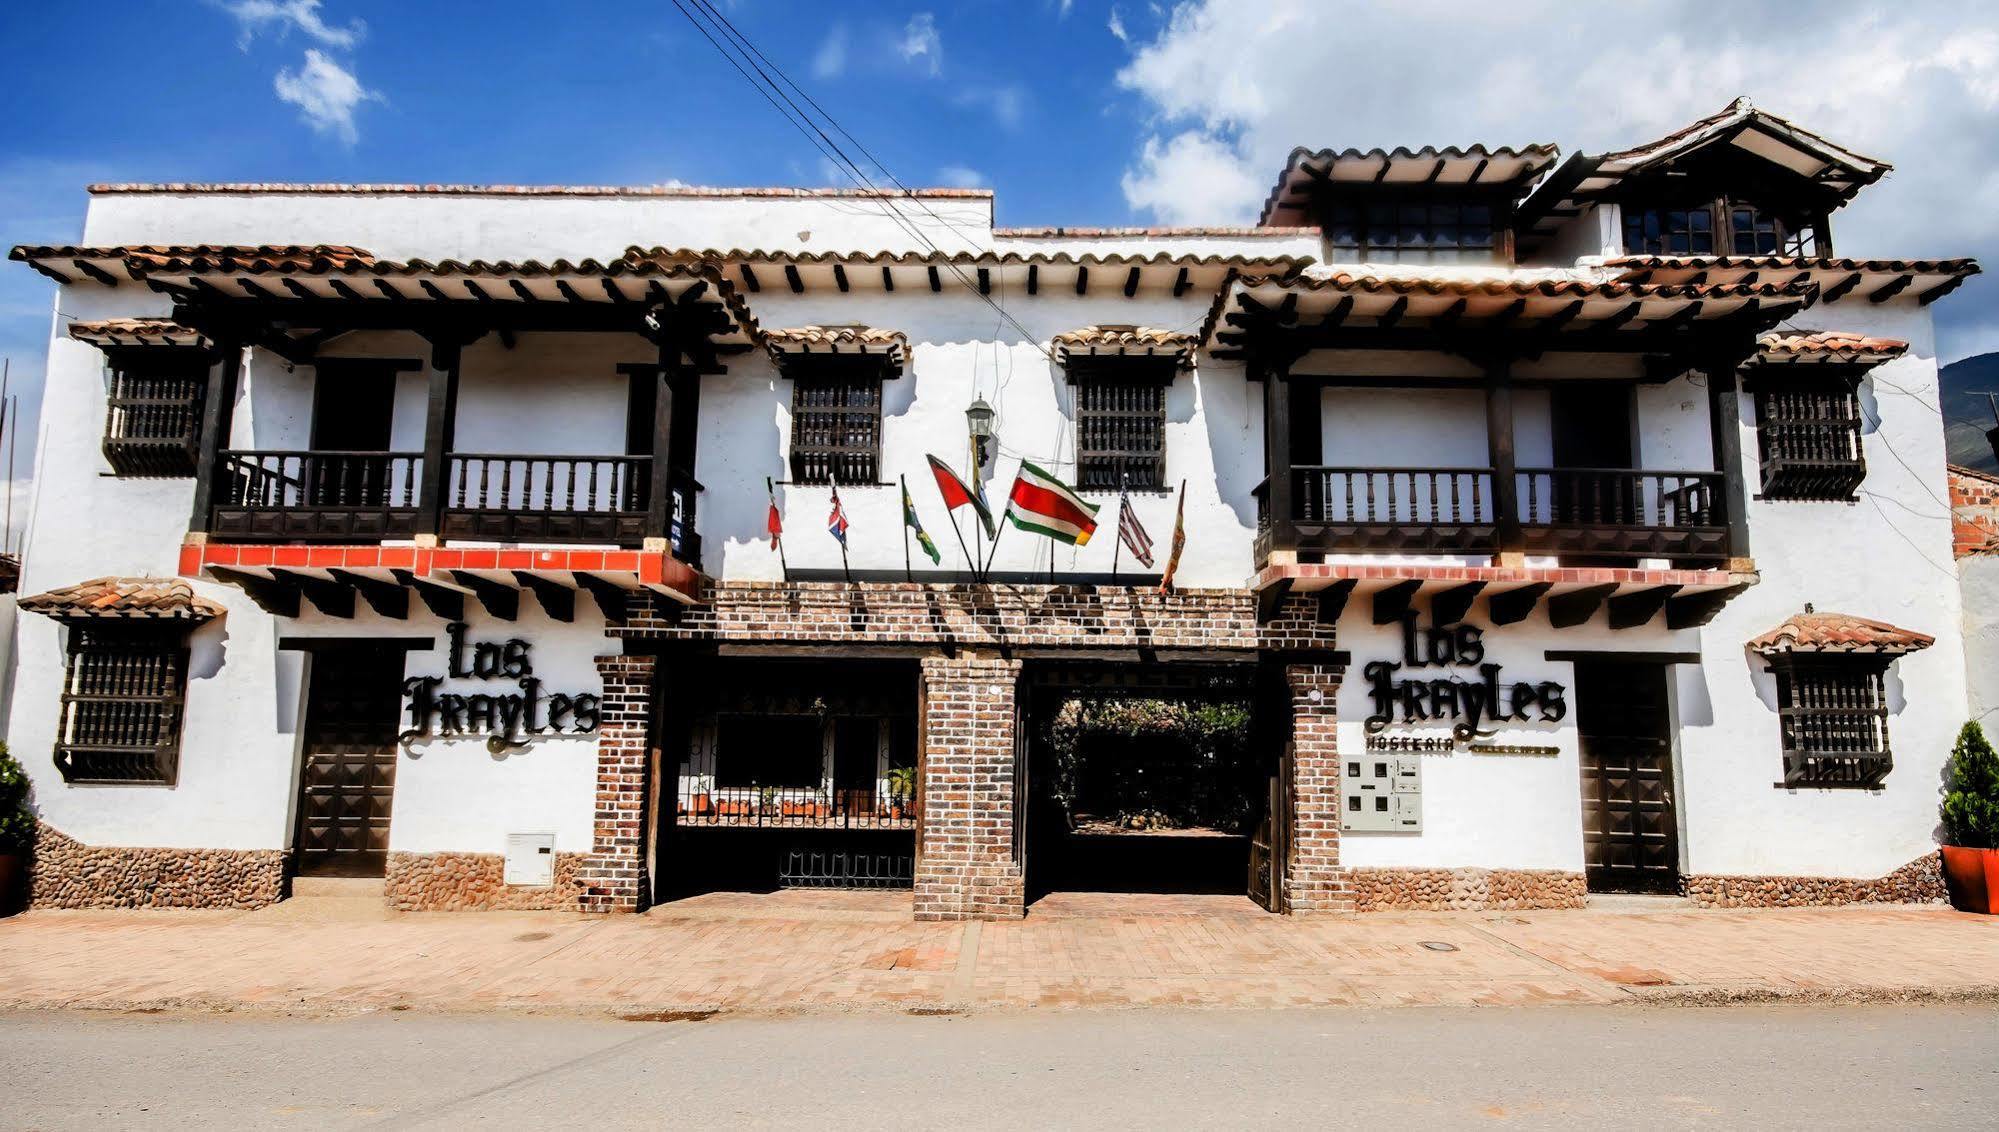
[400, 622, 601, 753]
[1362, 613, 1566, 750]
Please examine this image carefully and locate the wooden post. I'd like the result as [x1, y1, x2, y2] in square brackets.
[1705, 356, 1754, 566]
[645, 351, 679, 552]
[415, 335, 465, 545]
[1485, 358, 1524, 564]
[186, 340, 244, 532]
[1262, 361, 1297, 564]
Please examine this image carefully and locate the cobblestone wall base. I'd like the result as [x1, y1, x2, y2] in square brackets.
[27, 821, 287, 910]
[1683, 854, 1946, 908]
[383, 851, 587, 911]
[1347, 867, 1588, 911]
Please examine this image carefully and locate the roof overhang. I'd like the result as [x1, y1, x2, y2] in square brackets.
[9, 244, 373, 286]
[68, 317, 214, 351]
[1258, 144, 1559, 226]
[1753, 330, 1909, 368]
[765, 325, 910, 375]
[632, 247, 1310, 300]
[1252, 563, 1757, 632]
[1608, 255, 1980, 307]
[1052, 325, 1197, 369]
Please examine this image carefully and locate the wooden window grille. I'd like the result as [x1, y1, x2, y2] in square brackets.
[1075, 376, 1167, 491]
[1327, 201, 1495, 254]
[54, 624, 190, 785]
[101, 350, 208, 477]
[1770, 658, 1893, 788]
[1752, 380, 1866, 501]
[788, 376, 882, 485]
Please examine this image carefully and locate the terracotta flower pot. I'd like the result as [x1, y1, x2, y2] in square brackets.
[0, 852, 21, 917]
[1940, 845, 1999, 914]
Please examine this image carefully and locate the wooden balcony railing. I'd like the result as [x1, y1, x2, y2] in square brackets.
[1257, 464, 1732, 564]
[208, 449, 700, 559]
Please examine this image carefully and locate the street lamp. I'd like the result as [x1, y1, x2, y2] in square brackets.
[966, 397, 996, 473]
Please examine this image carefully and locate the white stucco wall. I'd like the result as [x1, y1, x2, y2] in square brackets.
[1960, 554, 1999, 722]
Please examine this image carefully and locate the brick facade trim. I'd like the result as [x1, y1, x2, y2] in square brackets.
[579, 653, 657, 914]
[1282, 662, 1351, 914]
[913, 654, 1026, 921]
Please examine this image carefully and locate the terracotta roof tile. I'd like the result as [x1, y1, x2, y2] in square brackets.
[764, 325, 909, 367]
[10, 244, 372, 285]
[1051, 325, 1198, 367]
[1747, 610, 1933, 656]
[20, 577, 224, 623]
[86, 183, 993, 199]
[1598, 98, 1889, 175]
[1234, 269, 1815, 301]
[67, 318, 212, 350]
[1258, 144, 1559, 227]
[1756, 330, 1909, 366]
[1608, 254, 1979, 278]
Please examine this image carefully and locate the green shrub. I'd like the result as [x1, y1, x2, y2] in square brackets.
[0, 743, 32, 854]
[1942, 721, 1999, 850]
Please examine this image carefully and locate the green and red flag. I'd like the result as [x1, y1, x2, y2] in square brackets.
[927, 454, 995, 537]
[1003, 461, 1101, 546]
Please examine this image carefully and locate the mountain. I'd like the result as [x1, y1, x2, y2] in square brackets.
[1940, 352, 1999, 474]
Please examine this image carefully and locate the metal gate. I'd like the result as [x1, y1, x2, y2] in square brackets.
[1247, 771, 1286, 912]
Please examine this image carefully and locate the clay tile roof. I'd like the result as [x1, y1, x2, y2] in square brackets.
[1755, 329, 1909, 366]
[68, 317, 212, 350]
[1747, 610, 1934, 656]
[10, 244, 373, 284]
[764, 325, 909, 366]
[19, 577, 224, 623]
[1258, 144, 1560, 227]
[1598, 97, 1889, 177]
[1051, 325, 1198, 367]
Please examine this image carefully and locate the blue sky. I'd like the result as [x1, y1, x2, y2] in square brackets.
[6, 0, 1999, 487]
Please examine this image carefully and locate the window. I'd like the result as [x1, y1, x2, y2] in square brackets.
[715, 715, 824, 788]
[1075, 375, 1167, 491]
[101, 350, 208, 477]
[788, 376, 882, 485]
[1622, 206, 1715, 255]
[1327, 201, 1496, 255]
[1752, 381, 1866, 500]
[1728, 205, 1815, 256]
[54, 624, 190, 785]
[1770, 658, 1893, 788]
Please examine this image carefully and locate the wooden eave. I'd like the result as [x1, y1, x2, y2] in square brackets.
[1608, 255, 1981, 307]
[1257, 144, 1559, 227]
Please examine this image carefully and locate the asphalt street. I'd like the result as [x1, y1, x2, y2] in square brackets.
[2, 1003, 1993, 1129]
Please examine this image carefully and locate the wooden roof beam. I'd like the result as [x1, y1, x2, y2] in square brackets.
[1868, 274, 1915, 303]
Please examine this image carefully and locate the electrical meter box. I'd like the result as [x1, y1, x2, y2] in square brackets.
[1341, 754, 1423, 832]
[504, 832, 556, 886]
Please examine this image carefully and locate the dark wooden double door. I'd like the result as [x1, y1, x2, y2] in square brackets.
[293, 644, 407, 877]
[1575, 660, 1681, 895]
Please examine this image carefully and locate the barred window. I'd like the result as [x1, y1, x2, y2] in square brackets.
[102, 350, 208, 477]
[1075, 377, 1167, 491]
[1328, 201, 1495, 254]
[788, 377, 882, 485]
[55, 624, 190, 785]
[1771, 658, 1892, 788]
[1753, 381, 1865, 501]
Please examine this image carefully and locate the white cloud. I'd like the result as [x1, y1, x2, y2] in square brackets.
[812, 23, 849, 80]
[1056, 0, 1075, 17]
[1120, 131, 1264, 226]
[899, 12, 942, 76]
[1114, 0, 1999, 361]
[937, 165, 988, 188]
[274, 49, 382, 144]
[1107, 7, 1128, 43]
[218, 0, 363, 50]
[954, 85, 1028, 130]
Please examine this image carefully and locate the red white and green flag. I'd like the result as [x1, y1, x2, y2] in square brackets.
[1003, 461, 1101, 546]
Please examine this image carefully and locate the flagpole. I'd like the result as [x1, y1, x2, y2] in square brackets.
[899, 475, 913, 583]
[943, 507, 980, 586]
[833, 485, 853, 586]
[1110, 475, 1124, 583]
[982, 509, 1010, 577]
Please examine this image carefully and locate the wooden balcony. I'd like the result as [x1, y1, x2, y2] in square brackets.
[1256, 464, 1733, 565]
[207, 448, 699, 560]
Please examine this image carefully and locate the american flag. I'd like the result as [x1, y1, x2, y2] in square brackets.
[827, 488, 849, 546]
[1117, 495, 1155, 568]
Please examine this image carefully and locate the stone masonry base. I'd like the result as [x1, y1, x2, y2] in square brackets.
[1683, 854, 1946, 908]
[1348, 867, 1589, 911]
[27, 821, 287, 910]
[383, 851, 587, 911]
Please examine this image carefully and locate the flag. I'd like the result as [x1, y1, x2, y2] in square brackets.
[1117, 495, 1155, 568]
[1157, 481, 1187, 593]
[903, 480, 941, 565]
[765, 480, 783, 551]
[1003, 461, 1101, 546]
[927, 454, 995, 537]
[827, 487, 849, 547]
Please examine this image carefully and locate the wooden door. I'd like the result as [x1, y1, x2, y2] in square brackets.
[293, 644, 407, 877]
[1575, 660, 1680, 894]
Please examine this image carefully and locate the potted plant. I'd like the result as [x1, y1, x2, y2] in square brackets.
[886, 765, 917, 819]
[1941, 721, 1999, 914]
[0, 743, 33, 915]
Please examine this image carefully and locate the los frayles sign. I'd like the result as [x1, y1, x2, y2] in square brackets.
[1363, 613, 1565, 749]
[400, 622, 601, 753]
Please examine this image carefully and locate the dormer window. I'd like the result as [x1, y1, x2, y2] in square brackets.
[1327, 202, 1495, 257]
[1623, 206, 1714, 256]
[1621, 199, 1821, 257]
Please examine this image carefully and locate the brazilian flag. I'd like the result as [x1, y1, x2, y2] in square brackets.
[902, 478, 941, 565]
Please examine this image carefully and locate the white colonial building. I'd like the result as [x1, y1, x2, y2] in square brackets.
[5, 98, 1980, 917]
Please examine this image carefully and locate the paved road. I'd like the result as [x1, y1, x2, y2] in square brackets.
[3, 1004, 1993, 1129]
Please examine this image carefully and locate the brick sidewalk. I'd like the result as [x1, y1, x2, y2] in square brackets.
[0, 895, 1993, 1016]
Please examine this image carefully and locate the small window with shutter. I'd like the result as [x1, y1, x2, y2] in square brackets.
[788, 375, 883, 486]
[55, 623, 191, 785]
[1752, 378, 1866, 501]
[101, 348, 209, 477]
[1066, 355, 1175, 493]
[1770, 658, 1892, 788]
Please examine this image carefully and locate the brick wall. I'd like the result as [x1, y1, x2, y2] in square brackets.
[579, 653, 656, 913]
[1282, 661, 1351, 914]
[913, 654, 1026, 921]
[1949, 465, 1999, 558]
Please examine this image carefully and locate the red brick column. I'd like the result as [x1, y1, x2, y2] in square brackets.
[1284, 661, 1351, 913]
[580, 653, 656, 914]
[913, 654, 1025, 921]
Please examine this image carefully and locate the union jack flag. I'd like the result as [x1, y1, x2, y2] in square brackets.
[827, 488, 849, 547]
